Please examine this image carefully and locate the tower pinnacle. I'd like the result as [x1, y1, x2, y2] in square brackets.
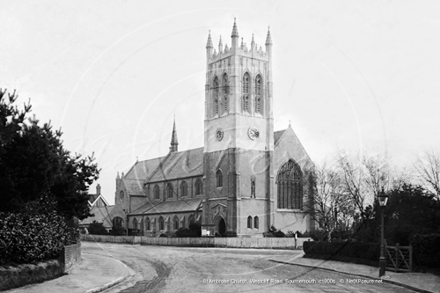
[169, 117, 178, 153]
[231, 18, 239, 38]
[265, 26, 272, 45]
[206, 30, 213, 48]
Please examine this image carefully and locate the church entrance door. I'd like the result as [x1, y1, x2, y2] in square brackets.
[217, 217, 226, 236]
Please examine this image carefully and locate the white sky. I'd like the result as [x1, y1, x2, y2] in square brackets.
[2, 0, 440, 205]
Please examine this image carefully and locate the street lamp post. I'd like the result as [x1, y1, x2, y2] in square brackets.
[377, 187, 389, 277]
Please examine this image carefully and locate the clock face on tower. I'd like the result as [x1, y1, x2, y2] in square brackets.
[248, 127, 259, 140]
[216, 128, 224, 141]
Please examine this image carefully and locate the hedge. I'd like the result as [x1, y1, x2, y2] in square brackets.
[0, 212, 78, 265]
[411, 234, 440, 268]
[303, 241, 380, 266]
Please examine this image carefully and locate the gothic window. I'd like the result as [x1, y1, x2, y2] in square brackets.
[167, 183, 173, 198]
[251, 176, 256, 198]
[133, 218, 138, 230]
[181, 216, 186, 228]
[213, 76, 219, 116]
[195, 178, 203, 195]
[159, 216, 165, 230]
[146, 217, 151, 230]
[113, 217, 123, 228]
[189, 214, 195, 224]
[247, 216, 252, 229]
[242, 72, 250, 113]
[180, 181, 188, 197]
[216, 169, 223, 187]
[276, 160, 303, 209]
[154, 184, 160, 199]
[223, 74, 229, 113]
[254, 216, 259, 229]
[173, 216, 179, 230]
[255, 75, 262, 114]
[119, 190, 125, 203]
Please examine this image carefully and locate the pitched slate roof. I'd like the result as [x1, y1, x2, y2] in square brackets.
[81, 205, 114, 227]
[123, 179, 145, 195]
[137, 198, 203, 215]
[124, 157, 164, 180]
[274, 129, 286, 145]
[148, 147, 204, 182]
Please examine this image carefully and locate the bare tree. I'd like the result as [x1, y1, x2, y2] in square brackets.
[415, 150, 440, 199]
[307, 163, 352, 241]
[337, 152, 370, 220]
[363, 154, 390, 197]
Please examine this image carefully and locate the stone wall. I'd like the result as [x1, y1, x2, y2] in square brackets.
[0, 243, 81, 291]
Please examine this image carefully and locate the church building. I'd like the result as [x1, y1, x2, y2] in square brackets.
[108, 20, 315, 237]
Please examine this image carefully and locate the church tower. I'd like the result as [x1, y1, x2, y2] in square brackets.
[202, 20, 274, 236]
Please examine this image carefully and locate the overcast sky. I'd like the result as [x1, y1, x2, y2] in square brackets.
[2, 0, 439, 204]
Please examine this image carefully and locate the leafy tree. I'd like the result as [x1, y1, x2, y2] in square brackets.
[88, 220, 108, 235]
[0, 89, 99, 219]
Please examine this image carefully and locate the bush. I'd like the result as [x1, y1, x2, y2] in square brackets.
[411, 233, 440, 268]
[263, 225, 285, 238]
[88, 221, 108, 235]
[175, 223, 201, 237]
[110, 225, 125, 236]
[0, 211, 78, 265]
[303, 241, 380, 266]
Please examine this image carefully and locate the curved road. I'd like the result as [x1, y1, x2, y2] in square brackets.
[83, 242, 415, 293]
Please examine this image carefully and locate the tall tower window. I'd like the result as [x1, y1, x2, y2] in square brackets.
[242, 72, 250, 113]
[276, 160, 303, 209]
[216, 169, 223, 187]
[247, 216, 252, 228]
[254, 216, 259, 229]
[213, 76, 219, 116]
[223, 74, 229, 113]
[255, 75, 262, 114]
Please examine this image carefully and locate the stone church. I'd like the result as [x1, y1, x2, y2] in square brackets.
[107, 20, 315, 237]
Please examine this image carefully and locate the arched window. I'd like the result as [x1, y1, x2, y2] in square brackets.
[223, 74, 229, 113]
[247, 216, 252, 229]
[216, 169, 223, 187]
[113, 217, 123, 227]
[189, 214, 195, 224]
[133, 218, 138, 230]
[146, 217, 150, 231]
[213, 76, 219, 116]
[167, 183, 173, 198]
[140, 219, 144, 235]
[195, 178, 203, 195]
[180, 181, 188, 197]
[154, 184, 160, 199]
[251, 176, 256, 198]
[277, 160, 303, 209]
[255, 75, 262, 114]
[254, 216, 259, 229]
[119, 190, 125, 203]
[159, 216, 165, 230]
[173, 216, 179, 230]
[181, 216, 186, 228]
[242, 73, 250, 113]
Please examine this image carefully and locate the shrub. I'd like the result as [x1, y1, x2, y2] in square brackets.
[411, 233, 440, 268]
[175, 222, 201, 237]
[88, 221, 108, 235]
[263, 225, 285, 238]
[0, 211, 78, 265]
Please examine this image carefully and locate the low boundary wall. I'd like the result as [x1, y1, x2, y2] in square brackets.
[81, 234, 312, 249]
[0, 243, 82, 291]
